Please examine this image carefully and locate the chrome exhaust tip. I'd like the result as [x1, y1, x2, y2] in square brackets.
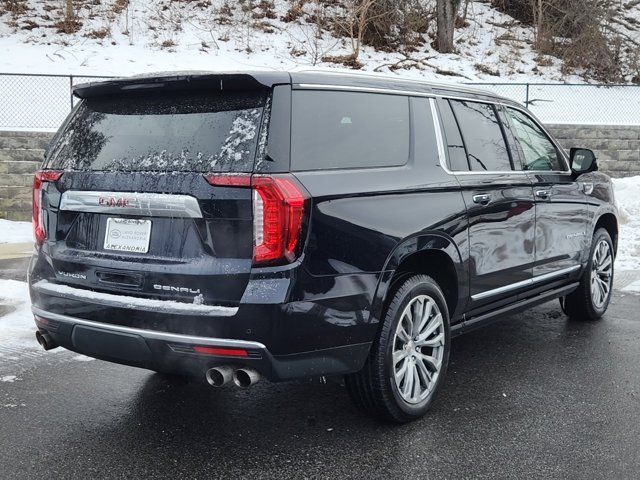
[233, 368, 261, 388]
[35, 330, 58, 351]
[205, 366, 234, 387]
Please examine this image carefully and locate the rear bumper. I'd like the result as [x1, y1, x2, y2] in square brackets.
[32, 306, 371, 382]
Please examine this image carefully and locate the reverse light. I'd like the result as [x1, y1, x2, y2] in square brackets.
[32, 170, 63, 246]
[202, 173, 310, 267]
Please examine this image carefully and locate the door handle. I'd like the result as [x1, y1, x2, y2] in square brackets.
[472, 194, 492, 205]
[535, 190, 550, 199]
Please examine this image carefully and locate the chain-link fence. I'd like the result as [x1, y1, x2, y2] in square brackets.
[467, 83, 640, 126]
[0, 73, 639, 130]
[0, 73, 113, 131]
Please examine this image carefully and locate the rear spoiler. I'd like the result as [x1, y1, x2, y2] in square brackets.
[72, 71, 291, 99]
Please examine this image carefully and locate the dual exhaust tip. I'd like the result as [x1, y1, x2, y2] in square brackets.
[206, 366, 260, 388]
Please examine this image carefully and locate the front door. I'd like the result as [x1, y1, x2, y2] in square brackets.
[502, 106, 587, 279]
[436, 98, 536, 307]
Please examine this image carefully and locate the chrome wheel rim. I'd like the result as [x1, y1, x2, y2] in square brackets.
[591, 239, 613, 309]
[392, 295, 445, 404]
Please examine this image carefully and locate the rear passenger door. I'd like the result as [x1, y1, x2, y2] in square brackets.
[503, 106, 588, 279]
[435, 98, 536, 308]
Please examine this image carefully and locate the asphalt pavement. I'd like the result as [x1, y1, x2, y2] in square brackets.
[1, 286, 640, 478]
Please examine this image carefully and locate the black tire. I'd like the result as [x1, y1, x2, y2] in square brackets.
[345, 274, 451, 423]
[560, 228, 614, 321]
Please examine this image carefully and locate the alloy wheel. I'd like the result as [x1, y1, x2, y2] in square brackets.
[392, 294, 445, 404]
[591, 239, 613, 309]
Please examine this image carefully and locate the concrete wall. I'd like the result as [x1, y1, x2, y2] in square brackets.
[0, 125, 638, 221]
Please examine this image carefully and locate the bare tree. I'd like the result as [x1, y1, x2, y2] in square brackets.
[436, 0, 461, 53]
[335, 0, 387, 64]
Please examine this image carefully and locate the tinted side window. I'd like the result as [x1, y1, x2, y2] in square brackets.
[439, 100, 469, 171]
[506, 108, 565, 171]
[450, 100, 512, 172]
[291, 91, 409, 171]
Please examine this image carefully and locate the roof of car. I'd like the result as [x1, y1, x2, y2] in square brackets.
[72, 69, 517, 106]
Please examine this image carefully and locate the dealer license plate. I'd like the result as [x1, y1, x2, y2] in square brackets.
[104, 218, 152, 253]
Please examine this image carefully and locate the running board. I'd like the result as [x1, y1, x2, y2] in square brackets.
[451, 282, 580, 337]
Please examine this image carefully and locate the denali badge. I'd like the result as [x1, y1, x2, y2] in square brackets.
[153, 284, 201, 294]
[99, 196, 131, 208]
[57, 271, 87, 280]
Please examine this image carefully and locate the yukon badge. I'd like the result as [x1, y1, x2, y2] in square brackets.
[57, 271, 87, 280]
[153, 284, 201, 295]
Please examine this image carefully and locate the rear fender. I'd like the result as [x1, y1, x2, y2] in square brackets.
[369, 233, 467, 335]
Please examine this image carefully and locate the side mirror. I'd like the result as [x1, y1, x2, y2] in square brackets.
[570, 148, 598, 176]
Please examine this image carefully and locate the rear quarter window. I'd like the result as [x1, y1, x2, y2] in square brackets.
[291, 90, 410, 171]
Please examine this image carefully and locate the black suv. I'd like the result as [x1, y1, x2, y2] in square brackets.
[29, 71, 618, 422]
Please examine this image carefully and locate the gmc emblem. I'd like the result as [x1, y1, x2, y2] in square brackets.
[99, 196, 131, 207]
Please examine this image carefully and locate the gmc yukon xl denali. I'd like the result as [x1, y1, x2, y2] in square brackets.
[29, 71, 618, 422]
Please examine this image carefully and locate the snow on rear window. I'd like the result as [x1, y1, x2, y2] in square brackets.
[45, 91, 266, 173]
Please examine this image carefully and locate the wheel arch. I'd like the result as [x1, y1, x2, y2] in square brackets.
[370, 233, 467, 332]
[594, 212, 618, 255]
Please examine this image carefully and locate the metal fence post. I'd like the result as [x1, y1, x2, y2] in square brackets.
[525, 83, 530, 109]
[69, 74, 74, 111]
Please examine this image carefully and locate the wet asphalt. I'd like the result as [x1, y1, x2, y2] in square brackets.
[1, 291, 640, 479]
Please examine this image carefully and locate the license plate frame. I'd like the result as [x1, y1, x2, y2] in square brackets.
[104, 218, 152, 254]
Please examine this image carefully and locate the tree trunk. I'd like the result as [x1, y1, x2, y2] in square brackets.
[65, 0, 74, 21]
[436, 0, 458, 53]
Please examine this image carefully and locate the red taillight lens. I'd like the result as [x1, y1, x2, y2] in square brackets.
[202, 172, 310, 267]
[252, 175, 309, 266]
[203, 173, 252, 187]
[32, 170, 63, 246]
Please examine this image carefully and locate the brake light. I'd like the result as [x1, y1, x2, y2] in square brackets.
[203, 173, 310, 266]
[32, 170, 63, 246]
[252, 176, 309, 266]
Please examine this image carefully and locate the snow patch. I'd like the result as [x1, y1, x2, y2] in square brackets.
[72, 355, 94, 362]
[0, 375, 17, 382]
[0, 220, 33, 245]
[613, 176, 640, 271]
[622, 280, 640, 294]
[0, 280, 37, 348]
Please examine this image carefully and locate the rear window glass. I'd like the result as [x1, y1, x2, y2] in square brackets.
[46, 91, 266, 172]
[450, 100, 513, 172]
[291, 90, 409, 171]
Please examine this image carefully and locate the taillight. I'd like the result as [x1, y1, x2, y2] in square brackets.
[203, 173, 310, 266]
[32, 170, 63, 246]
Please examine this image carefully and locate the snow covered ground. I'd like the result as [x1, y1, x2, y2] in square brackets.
[613, 176, 640, 272]
[0, 219, 32, 245]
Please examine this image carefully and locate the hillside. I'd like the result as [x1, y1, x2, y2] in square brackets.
[0, 0, 638, 82]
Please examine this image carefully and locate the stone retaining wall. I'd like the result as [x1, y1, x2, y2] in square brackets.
[0, 125, 638, 220]
[0, 131, 51, 221]
[547, 124, 640, 177]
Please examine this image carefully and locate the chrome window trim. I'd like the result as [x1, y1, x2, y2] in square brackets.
[471, 265, 581, 301]
[60, 191, 203, 218]
[32, 306, 264, 349]
[295, 84, 571, 176]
